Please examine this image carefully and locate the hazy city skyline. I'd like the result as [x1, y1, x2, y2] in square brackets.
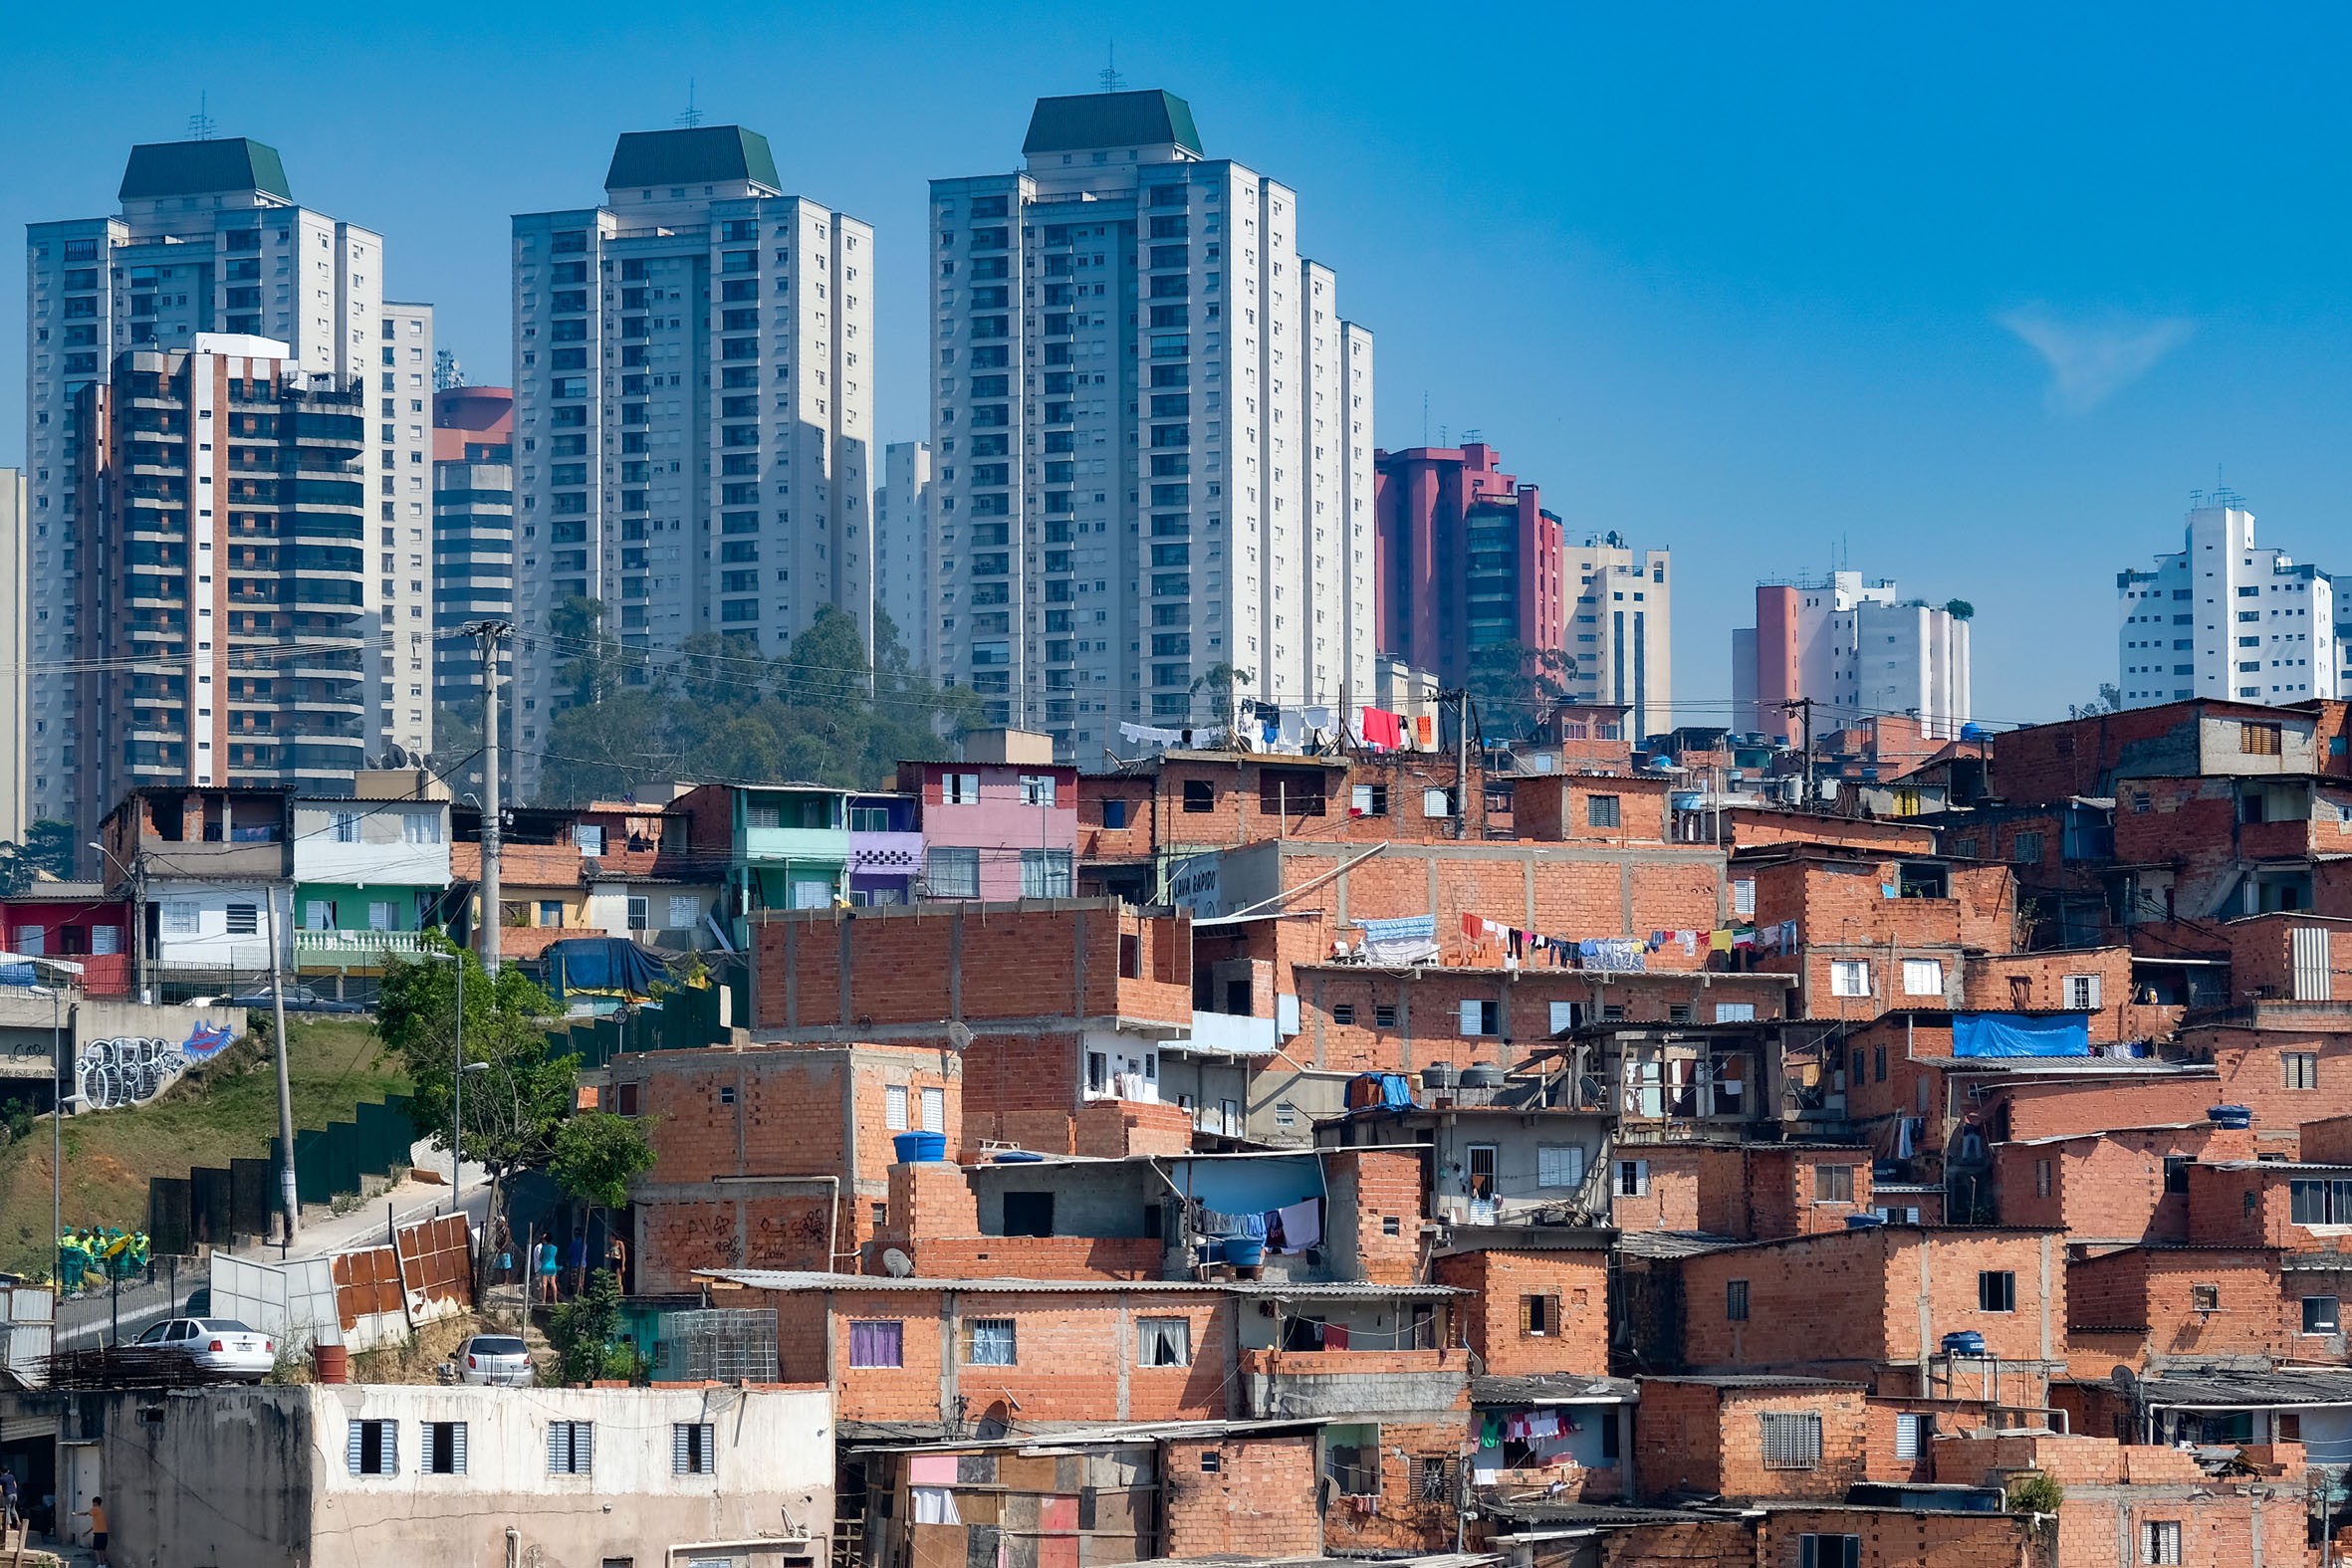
[10, 2, 2352, 727]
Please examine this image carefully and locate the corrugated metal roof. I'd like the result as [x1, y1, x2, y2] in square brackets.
[849, 1417, 1326, 1455]
[1472, 1374, 1639, 1405]
[1614, 1231, 1742, 1259]
[1642, 1373, 1867, 1390]
[2133, 1368, 2352, 1409]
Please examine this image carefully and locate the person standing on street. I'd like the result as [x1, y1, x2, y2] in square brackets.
[73, 1494, 108, 1565]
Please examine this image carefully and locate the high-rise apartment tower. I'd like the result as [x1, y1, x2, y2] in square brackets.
[929, 91, 1374, 757]
[510, 125, 873, 798]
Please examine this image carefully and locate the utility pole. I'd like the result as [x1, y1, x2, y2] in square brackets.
[265, 883, 298, 1243]
[467, 620, 514, 973]
[1453, 688, 1471, 841]
[1784, 698, 1815, 811]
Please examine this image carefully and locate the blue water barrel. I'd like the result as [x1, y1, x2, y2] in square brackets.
[1942, 1330, 1986, 1357]
[1223, 1237, 1267, 1267]
[2208, 1105, 2253, 1129]
[893, 1131, 948, 1164]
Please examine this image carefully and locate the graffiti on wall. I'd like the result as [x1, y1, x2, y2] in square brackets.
[75, 1021, 234, 1111]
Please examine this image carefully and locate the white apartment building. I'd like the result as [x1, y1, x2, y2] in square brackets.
[379, 302, 436, 759]
[24, 137, 410, 827]
[929, 90, 1374, 759]
[2116, 494, 2343, 708]
[1561, 533, 1673, 742]
[0, 469, 24, 843]
[1732, 570, 1973, 739]
[876, 439, 934, 671]
[511, 125, 872, 798]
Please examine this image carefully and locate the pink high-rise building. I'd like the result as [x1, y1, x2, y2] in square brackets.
[1372, 443, 1564, 688]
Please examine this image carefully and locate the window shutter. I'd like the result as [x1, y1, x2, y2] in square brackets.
[382, 1421, 397, 1475]
[674, 1422, 690, 1473]
[349, 1419, 365, 1474]
[548, 1421, 562, 1472]
[885, 1085, 908, 1131]
[451, 1422, 466, 1474]
[1459, 1000, 1482, 1034]
[921, 1087, 946, 1134]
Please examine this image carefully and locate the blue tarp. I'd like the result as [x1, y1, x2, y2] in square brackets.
[1951, 1012, 2090, 1058]
[1164, 1155, 1322, 1214]
[546, 938, 670, 1001]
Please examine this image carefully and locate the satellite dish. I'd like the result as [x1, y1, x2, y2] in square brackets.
[881, 1247, 914, 1278]
[945, 1021, 974, 1053]
[2110, 1365, 2138, 1392]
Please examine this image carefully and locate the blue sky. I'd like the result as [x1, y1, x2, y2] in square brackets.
[10, 1, 2352, 726]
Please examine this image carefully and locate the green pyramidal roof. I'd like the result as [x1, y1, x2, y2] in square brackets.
[604, 125, 781, 193]
[118, 138, 292, 202]
[1023, 91, 1202, 157]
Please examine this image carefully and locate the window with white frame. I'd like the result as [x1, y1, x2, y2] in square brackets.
[334, 811, 358, 843]
[1714, 1003, 1757, 1022]
[885, 1084, 909, 1130]
[1018, 774, 1057, 806]
[2063, 974, 2102, 1009]
[1830, 960, 1871, 998]
[577, 824, 606, 856]
[403, 811, 439, 844]
[921, 1086, 946, 1134]
[1732, 879, 1756, 918]
[668, 895, 699, 929]
[1893, 1411, 1935, 1459]
[626, 896, 650, 931]
[926, 847, 980, 898]
[1137, 1316, 1191, 1366]
[1021, 849, 1073, 898]
[1538, 1145, 1586, 1189]
[943, 773, 981, 805]
[963, 1318, 1017, 1366]
[1615, 1159, 1649, 1198]
[163, 900, 201, 936]
[1901, 959, 1945, 996]
[2142, 1520, 2182, 1564]
[226, 903, 259, 935]
[1459, 999, 1500, 1036]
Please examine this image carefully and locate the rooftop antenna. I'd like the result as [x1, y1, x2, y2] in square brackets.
[187, 92, 216, 141]
[1099, 42, 1124, 93]
[1422, 390, 1430, 446]
[676, 80, 704, 128]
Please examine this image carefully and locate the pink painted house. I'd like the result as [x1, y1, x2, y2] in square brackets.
[898, 730, 1079, 902]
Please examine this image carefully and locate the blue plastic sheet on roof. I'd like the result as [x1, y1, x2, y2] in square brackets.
[1164, 1155, 1322, 1214]
[1951, 1012, 2090, 1058]
[1378, 1073, 1414, 1110]
[546, 937, 669, 1001]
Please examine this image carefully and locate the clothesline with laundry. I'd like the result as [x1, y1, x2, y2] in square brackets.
[1191, 1197, 1323, 1255]
[1456, 913, 1802, 968]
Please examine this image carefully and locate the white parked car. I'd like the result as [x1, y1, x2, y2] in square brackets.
[133, 1317, 275, 1381]
[455, 1333, 534, 1387]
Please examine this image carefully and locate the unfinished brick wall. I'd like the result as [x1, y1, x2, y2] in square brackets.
[1989, 1125, 2256, 1242]
[1294, 967, 1785, 1078]
[1511, 774, 1675, 845]
[2065, 1248, 2285, 1368]
[621, 1042, 962, 1289]
[1755, 1507, 2046, 1568]
[1160, 1435, 1322, 1559]
[1633, 1381, 1868, 1503]
[1431, 1247, 1608, 1377]
[723, 1281, 1238, 1427]
[1321, 1147, 1426, 1285]
[1315, 1419, 1464, 1556]
[1677, 1229, 2063, 1385]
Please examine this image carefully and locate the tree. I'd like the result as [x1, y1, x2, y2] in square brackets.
[549, 596, 629, 707]
[375, 936, 572, 1288]
[1943, 598, 1976, 621]
[547, 1267, 639, 1383]
[1188, 664, 1256, 734]
[1466, 643, 1572, 741]
[551, 1111, 654, 1211]
[2066, 684, 2123, 721]
[21, 822, 75, 880]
